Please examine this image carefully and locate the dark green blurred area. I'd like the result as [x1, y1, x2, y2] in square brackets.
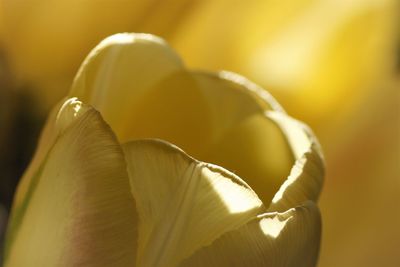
[0, 50, 44, 263]
[0, 51, 44, 210]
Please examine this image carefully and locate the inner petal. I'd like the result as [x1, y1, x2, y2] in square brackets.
[120, 71, 295, 205]
[118, 70, 214, 157]
[206, 113, 294, 205]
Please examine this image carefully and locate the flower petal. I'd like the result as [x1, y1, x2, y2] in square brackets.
[123, 139, 264, 267]
[69, 33, 184, 140]
[4, 98, 138, 266]
[119, 70, 295, 206]
[68, 32, 322, 213]
[267, 111, 324, 212]
[180, 201, 321, 267]
[116, 70, 215, 153]
[191, 72, 295, 205]
[7, 97, 89, 220]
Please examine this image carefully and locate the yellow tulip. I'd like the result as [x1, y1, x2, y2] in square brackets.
[4, 33, 324, 267]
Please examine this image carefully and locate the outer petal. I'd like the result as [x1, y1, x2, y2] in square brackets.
[123, 139, 264, 267]
[69, 32, 184, 140]
[4, 98, 138, 266]
[180, 201, 321, 267]
[9, 98, 68, 210]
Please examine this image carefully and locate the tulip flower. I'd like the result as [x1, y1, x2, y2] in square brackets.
[4, 33, 324, 267]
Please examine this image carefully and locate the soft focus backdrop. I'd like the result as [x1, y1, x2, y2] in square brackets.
[0, 0, 399, 266]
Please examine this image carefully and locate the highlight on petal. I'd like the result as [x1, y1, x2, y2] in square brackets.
[180, 201, 321, 267]
[55, 97, 89, 133]
[123, 139, 264, 267]
[69, 33, 184, 139]
[4, 98, 138, 267]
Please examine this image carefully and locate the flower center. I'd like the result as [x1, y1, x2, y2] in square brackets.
[117, 71, 295, 205]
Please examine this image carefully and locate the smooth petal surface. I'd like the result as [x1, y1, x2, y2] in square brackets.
[267, 111, 324, 212]
[70, 32, 184, 140]
[123, 139, 264, 267]
[117, 70, 214, 154]
[193, 72, 294, 205]
[8, 98, 67, 211]
[118, 71, 295, 206]
[180, 201, 321, 267]
[4, 98, 138, 266]
[70, 33, 296, 205]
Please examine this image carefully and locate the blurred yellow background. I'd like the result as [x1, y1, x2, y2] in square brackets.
[0, 0, 399, 266]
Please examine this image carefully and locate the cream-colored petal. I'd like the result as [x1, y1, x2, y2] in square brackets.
[206, 112, 295, 208]
[191, 72, 293, 204]
[4, 98, 138, 267]
[191, 71, 281, 140]
[123, 139, 264, 267]
[117, 70, 295, 205]
[267, 111, 324, 212]
[116, 70, 214, 152]
[69, 33, 184, 139]
[8, 97, 87, 217]
[180, 201, 321, 267]
[9, 98, 66, 209]
[215, 71, 286, 113]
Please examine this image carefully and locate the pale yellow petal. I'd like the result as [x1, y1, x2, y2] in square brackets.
[116, 70, 214, 152]
[9, 99, 64, 208]
[10, 97, 79, 210]
[180, 201, 321, 267]
[267, 111, 324, 212]
[192, 72, 294, 205]
[4, 98, 138, 267]
[68, 32, 321, 213]
[206, 112, 295, 207]
[69, 32, 184, 139]
[117, 69, 295, 205]
[123, 139, 264, 267]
